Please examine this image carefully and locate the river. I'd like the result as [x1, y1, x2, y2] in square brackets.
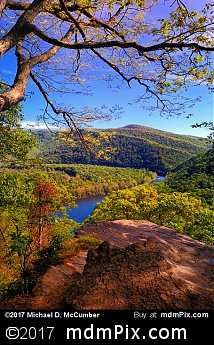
[66, 195, 105, 223]
[150, 175, 166, 184]
[65, 175, 165, 223]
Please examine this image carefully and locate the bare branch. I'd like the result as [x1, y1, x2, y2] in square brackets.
[59, 0, 86, 39]
[30, 71, 62, 115]
[170, 0, 188, 12]
[30, 71, 94, 148]
[79, 7, 126, 41]
[91, 48, 132, 86]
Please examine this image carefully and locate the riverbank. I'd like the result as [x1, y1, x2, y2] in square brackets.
[65, 175, 165, 223]
[53, 164, 157, 199]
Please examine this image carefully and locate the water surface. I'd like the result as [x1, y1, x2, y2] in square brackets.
[66, 195, 105, 223]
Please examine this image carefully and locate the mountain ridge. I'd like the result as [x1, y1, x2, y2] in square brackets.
[117, 123, 204, 138]
[31, 124, 209, 175]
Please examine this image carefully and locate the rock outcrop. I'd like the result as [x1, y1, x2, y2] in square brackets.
[1, 220, 213, 310]
[64, 220, 214, 310]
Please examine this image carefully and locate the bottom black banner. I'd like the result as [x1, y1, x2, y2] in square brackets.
[1, 310, 213, 344]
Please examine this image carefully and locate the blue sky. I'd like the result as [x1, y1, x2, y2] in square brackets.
[21, 77, 214, 137]
[19, 52, 213, 138]
[1, 0, 213, 138]
[2, 49, 213, 137]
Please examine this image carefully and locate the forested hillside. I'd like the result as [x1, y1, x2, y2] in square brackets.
[31, 125, 209, 175]
[166, 148, 214, 206]
[0, 165, 155, 296]
[47, 164, 156, 198]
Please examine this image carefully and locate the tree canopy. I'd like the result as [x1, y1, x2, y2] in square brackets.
[0, 81, 38, 161]
[85, 184, 214, 245]
[0, 0, 214, 135]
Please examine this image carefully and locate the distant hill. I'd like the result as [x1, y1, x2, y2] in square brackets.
[31, 124, 209, 175]
[166, 148, 214, 205]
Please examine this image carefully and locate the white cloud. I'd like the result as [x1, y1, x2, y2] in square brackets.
[21, 121, 59, 129]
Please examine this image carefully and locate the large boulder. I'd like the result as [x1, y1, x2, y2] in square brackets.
[64, 220, 214, 310]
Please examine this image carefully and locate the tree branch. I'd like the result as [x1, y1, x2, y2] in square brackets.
[30, 71, 63, 115]
[0, 23, 75, 112]
[0, 0, 48, 58]
[26, 24, 214, 53]
[0, 42, 32, 111]
[0, 0, 7, 18]
[5, 0, 79, 13]
[79, 7, 126, 41]
[1, 0, 213, 123]
[30, 71, 94, 149]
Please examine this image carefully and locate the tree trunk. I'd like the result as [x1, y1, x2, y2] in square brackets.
[0, 0, 7, 18]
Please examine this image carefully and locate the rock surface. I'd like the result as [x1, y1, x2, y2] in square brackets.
[1, 220, 213, 310]
[0, 251, 88, 310]
[65, 220, 214, 310]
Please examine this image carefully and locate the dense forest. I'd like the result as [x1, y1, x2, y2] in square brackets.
[0, 169, 76, 295]
[85, 183, 214, 245]
[31, 125, 209, 175]
[47, 164, 156, 198]
[166, 148, 214, 206]
[0, 165, 155, 296]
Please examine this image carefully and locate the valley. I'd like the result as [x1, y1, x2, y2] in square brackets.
[0, 124, 213, 307]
